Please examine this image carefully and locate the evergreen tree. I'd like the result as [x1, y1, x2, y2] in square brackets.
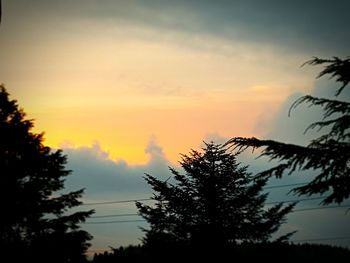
[0, 85, 94, 263]
[136, 142, 295, 253]
[227, 57, 350, 204]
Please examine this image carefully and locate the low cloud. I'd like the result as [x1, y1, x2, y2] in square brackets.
[63, 137, 171, 201]
[144, 135, 168, 168]
[61, 137, 174, 249]
[261, 78, 350, 145]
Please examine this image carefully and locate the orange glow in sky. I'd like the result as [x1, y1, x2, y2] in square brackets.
[1, 6, 314, 165]
[2, 0, 349, 253]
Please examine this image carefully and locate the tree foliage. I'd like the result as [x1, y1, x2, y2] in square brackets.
[0, 85, 93, 262]
[90, 243, 350, 263]
[227, 57, 350, 204]
[136, 142, 295, 252]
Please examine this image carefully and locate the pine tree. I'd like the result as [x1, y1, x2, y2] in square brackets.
[0, 85, 94, 263]
[227, 57, 350, 204]
[136, 142, 294, 253]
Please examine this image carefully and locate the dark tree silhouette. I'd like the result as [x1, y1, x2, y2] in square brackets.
[90, 243, 350, 263]
[136, 142, 295, 255]
[92, 245, 144, 263]
[0, 85, 94, 263]
[227, 57, 350, 205]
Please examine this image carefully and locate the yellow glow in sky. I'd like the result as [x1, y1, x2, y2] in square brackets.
[3, 0, 348, 253]
[2, 19, 314, 164]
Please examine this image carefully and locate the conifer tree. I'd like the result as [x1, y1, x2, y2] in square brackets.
[227, 57, 350, 204]
[0, 85, 93, 263]
[136, 142, 295, 251]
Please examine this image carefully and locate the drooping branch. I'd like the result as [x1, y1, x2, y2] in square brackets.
[226, 56, 350, 205]
[226, 136, 350, 204]
[289, 96, 350, 118]
[302, 56, 350, 96]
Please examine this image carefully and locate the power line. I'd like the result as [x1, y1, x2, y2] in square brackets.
[90, 213, 139, 219]
[83, 204, 350, 223]
[84, 196, 323, 207]
[292, 236, 350, 243]
[293, 205, 350, 213]
[82, 197, 344, 221]
[81, 198, 152, 206]
[265, 196, 324, 205]
[264, 182, 307, 189]
[83, 195, 325, 209]
[84, 219, 145, 224]
[80, 183, 310, 206]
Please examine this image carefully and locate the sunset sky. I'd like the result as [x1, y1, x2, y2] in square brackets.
[1, 0, 349, 255]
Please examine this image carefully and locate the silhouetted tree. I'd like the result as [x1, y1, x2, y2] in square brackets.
[136, 142, 295, 255]
[0, 85, 94, 263]
[91, 243, 350, 263]
[227, 57, 350, 205]
[92, 245, 144, 262]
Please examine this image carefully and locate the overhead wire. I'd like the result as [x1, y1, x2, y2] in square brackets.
[80, 182, 350, 233]
[291, 236, 350, 242]
[83, 204, 350, 224]
[81, 182, 309, 206]
[81, 198, 152, 206]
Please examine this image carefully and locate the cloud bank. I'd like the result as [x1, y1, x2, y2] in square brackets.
[5, 0, 349, 55]
[63, 137, 172, 200]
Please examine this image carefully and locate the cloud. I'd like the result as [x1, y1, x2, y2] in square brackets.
[4, 0, 349, 55]
[61, 137, 174, 250]
[260, 76, 350, 145]
[247, 73, 350, 196]
[144, 135, 168, 167]
[63, 137, 171, 200]
[246, 72, 350, 247]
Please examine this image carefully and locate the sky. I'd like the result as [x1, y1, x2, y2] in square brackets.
[1, 0, 349, 256]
